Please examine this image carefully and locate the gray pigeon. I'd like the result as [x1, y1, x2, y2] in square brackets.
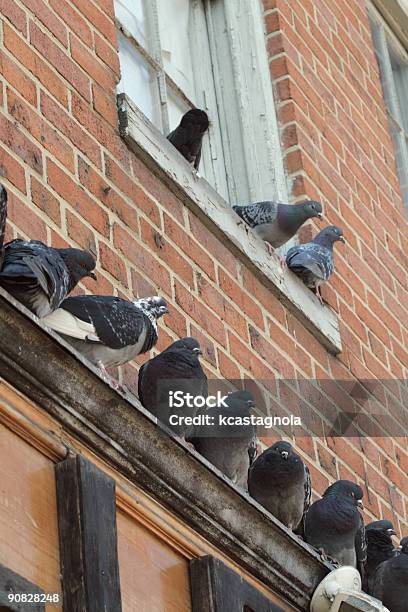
[138, 337, 208, 437]
[232, 200, 323, 250]
[248, 440, 311, 530]
[0, 184, 7, 268]
[304, 480, 367, 574]
[42, 295, 168, 379]
[286, 225, 345, 303]
[167, 109, 209, 170]
[364, 520, 397, 594]
[186, 390, 257, 488]
[0, 239, 96, 316]
[372, 537, 408, 611]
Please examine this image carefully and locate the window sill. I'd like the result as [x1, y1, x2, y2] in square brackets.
[372, 0, 408, 48]
[118, 94, 342, 354]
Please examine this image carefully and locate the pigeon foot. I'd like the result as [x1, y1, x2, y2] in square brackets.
[97, 361, 121, 391]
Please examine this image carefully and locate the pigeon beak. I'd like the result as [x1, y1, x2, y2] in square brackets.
[317, 213, 323, 220]
[88, 272, 97, 280]
[339, 236, 346, 244]
[193, 347, 202, 355]
[281, 451, 289, 460]
[357, 499, 364, 509]
[388, 529, 397, 536]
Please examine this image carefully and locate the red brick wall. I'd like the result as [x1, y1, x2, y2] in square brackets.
[0, 0, 407, 534]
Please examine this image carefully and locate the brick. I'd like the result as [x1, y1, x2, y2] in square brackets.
[99, 241, 128, 284]
[92, 83, 118, 127]
[104, 156, 160, 225]
[65, 210, 97, 253]
[0, 51, 37, 107]
[114, 224, 172, 296]
[0, 114, 42, 174]
[47, 160, 109, 236]
[78, 157, 138, 232]
[20, 0, 68, 46]
[30, 176, 61, 225]
[49, 0, 92, 47]
[164, 213, 216, 282]
[40, 92, 101, 168]
[189, 213, 238, 279]
[7, 88, 74, 173]
[7, 191, 47, 242]
[94, 32, 121, 78]
[70, 0, 116, 43]
[139, 218, 194, 287]
[174, 280, 226, 347]
[218, 269, 264, 329]
[196, 273, 248, 339]
[0, 0, 27, 35]
[30, 21, 91, 101]
[71, 34, 116, 91]
[0, 147, 26, 194]
[4, 24, 68, 107]
[249, 325, 295, 379]
[72, 94, 129, 168]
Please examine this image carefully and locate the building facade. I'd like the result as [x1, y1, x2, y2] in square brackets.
[0, 0, 407, 610]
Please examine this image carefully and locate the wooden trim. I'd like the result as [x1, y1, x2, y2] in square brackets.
[0, 564, 45, 611]
[190, 556, 284, 612]
[55, 455, 122, 612]
[118, 94, 342, 354]
[0, 289, 331, 611]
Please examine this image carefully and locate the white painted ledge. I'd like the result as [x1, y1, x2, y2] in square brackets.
[371, 0, 408, 48]
[117, 94, 342, 354]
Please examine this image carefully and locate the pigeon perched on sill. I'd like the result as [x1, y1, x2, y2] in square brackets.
[364, 519, 398, 594]
[0, 184, 8, 268]
[372, 536, 408, 612]
[304, 480, 367, 575]
[285, 225, 345, 303]
[42, 295, 168, 385]
[232, 200, 323, 252]
[167, 108, 209, 171]
[248, 440, 311, 531]
[186, 390, 257, 489]
[138, 337, 208, 437]
[0, 239, 96, 317]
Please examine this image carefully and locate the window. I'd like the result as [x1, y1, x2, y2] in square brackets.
[370, 10, 408, 214]
[114, 0, 287, 206]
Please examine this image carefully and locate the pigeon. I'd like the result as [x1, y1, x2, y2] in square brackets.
[0, 184, 8, 268]
[304, 480, 367, 574]
[167, 109, 209, 170]
[186, 390, 257, 489]
[286, 225, 345, 303]
[42, 295, 168, 377]
[372, 536, 408, 611]
[0, 239, 96, 317]
[248, 441, 311, 531]
[364, 520, 397, 594]
[138, 337, 208, 436]
[233, 200, 323, 251]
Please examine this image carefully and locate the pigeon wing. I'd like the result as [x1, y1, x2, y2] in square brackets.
[286, 244, 333, 281]
[59, 296, 153, 350]
[233, 201, 278, 228]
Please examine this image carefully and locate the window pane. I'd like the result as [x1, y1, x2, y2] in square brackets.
[117, 32, 161, 127]
[156, 0, 196, 102]
[114, 0, 147, 47]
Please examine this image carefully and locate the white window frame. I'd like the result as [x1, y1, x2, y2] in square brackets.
[369, 3, 408, 215]
[116, 0, 342, 354]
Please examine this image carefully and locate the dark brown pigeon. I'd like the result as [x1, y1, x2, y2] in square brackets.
[167, 109, 209, 170]
[304, 480, 367, 575]
[138, 337, 208, 437]
[0, 239, 96, 316]
[372, 536, 408, 611]
[248, 440, 311, 531]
